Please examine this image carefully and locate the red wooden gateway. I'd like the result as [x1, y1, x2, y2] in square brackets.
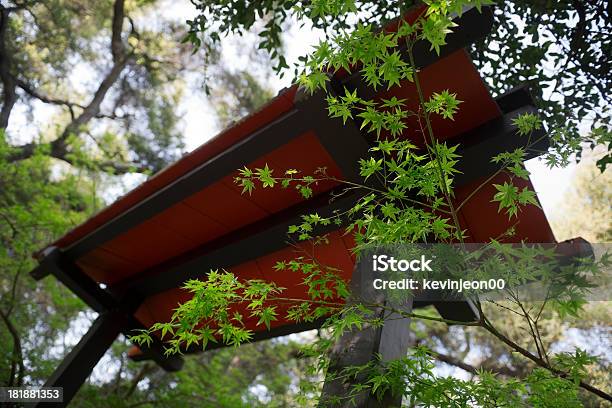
[30, 5, 566, 407]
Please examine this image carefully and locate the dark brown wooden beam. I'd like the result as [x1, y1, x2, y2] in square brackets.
[30, 247, 183, 373]
[34, 312, 183, 407]
[61, 107, 312, 262]
[295, 88, 371, 184]
[453, 104, 548, 186]
[34, 311, 126, 408]
[31, 246, 116, 313]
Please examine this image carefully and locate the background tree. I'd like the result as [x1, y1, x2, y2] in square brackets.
[0, 0, 194, 173]
[550, 147, 611, 243]
[0, 136, 96, 389]
[471, 0, 611, 170]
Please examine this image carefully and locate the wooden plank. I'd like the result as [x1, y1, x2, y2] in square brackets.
[34, 311, 126, 408]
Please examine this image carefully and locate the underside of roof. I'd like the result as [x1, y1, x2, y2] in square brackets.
[31, 5, 556, 364]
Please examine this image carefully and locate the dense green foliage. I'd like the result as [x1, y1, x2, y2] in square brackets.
[187, 0, 611, 170]
[0, 133, 93, 388]
[1, 0, 610, 407]
[471, 1, 611, 171]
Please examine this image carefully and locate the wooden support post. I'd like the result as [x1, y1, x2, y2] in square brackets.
[34, 311, 127, 408]
[31, 247, 184, 374]
[320, 261, 414, 407]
